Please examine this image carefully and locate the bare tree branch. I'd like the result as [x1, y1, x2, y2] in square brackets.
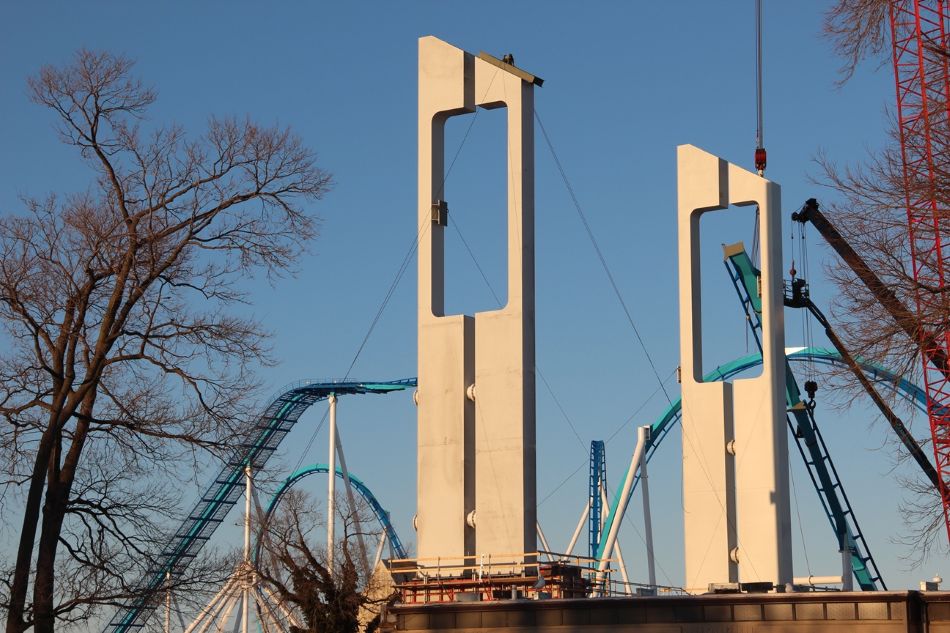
[1, 49, 331, 633]
[819, 0, 950, 560]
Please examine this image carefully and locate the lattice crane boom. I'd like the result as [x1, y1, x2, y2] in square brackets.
[888, 0, 950, 541]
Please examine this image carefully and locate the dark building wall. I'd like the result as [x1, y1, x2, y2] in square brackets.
[389, 591, 950, 633]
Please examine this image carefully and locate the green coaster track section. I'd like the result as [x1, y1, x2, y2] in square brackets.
[597, 248, 926, 590]
[597, 345, 923, 591]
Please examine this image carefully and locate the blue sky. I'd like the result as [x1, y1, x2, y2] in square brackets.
[1, 1, 943, 596]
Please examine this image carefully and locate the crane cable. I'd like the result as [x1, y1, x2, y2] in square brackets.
[534, 111, 768, 582]
[535, 110, 673, 408]
[751, 0, 766, 263]
[754, 0, 766, 177]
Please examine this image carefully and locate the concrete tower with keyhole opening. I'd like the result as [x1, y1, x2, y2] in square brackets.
[676, 144, 792, 594]
[415, 36, 540, 572]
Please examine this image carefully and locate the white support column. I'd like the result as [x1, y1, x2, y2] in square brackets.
[373, 532, 388, 572]
[327, 394, 337, 574]
[260, 584, 303, 630]
[417, 37, 476, 567]
[639, 426, 657, 587]
[600, 486, 630, 594]
[192, 579, 240, 633]
[185, 575, 239, 633]
[612, 538, 631, 595]
[676, 144, 791, 593]
[256, 592, 284, 633]
[242, 466, 251, 633]
[596, 427, 648, 577]
[216, 595, 241, 633]
[165, 572, 171, 633]
[470, 45, 537, 570]
[334, 424, 371, 578]
[244, 466, 252, 561]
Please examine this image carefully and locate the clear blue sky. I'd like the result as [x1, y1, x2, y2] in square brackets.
[1, 1, 942, 596]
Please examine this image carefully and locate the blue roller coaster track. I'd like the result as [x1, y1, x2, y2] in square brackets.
[106, 378, 415, 633]
[258, 463, 408, 561]
[588, 441, 607, 559]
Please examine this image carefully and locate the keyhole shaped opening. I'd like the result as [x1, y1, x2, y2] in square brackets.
[697, 204, 764, 380]
[441, 106, 509, 316]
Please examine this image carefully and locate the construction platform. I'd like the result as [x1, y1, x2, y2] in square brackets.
[383, 591, 950, 632]
[385, 554, 671, 604]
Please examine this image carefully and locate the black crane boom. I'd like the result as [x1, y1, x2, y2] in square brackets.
[791, 198, 949, 377]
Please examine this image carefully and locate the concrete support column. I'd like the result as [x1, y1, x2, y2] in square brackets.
[676, 145, 791, 593]
[417, 37, 476, 567]
[471, 51, 536, 569]
[416, 36, 538, 572]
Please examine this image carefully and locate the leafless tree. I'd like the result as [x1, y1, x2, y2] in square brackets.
[254, 491, 396, 633]
[0, 50, 331, 633]
[818, 1, 950, 559]
[823, 0, 891, 84]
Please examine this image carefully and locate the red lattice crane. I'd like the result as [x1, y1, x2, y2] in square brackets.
[888, 0, 950, 542]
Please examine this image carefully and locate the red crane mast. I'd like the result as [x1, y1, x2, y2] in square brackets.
[888, 0, 950, 541]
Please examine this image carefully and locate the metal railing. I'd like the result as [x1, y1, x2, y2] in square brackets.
[386, 551, 684, 603]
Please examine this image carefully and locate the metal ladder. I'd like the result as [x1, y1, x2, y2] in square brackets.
[724, 245, 884, 591]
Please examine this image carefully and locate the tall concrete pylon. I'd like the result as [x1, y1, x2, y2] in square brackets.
[416, 36, 538, 571]
[676, 144, 792, 594]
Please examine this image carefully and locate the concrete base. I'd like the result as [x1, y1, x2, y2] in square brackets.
[388, 591, 950, 632]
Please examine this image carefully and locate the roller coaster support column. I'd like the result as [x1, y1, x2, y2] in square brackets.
[600, 486, 631, 592]
[373, 531, 388, 571]
[334, 425, 372, 578]
[639, 426, 657, 588]
[327, 394, 337, 575]
[595, 427, 647, 588]
[677, 145, 791, 593]
[164, 572, 171, 633]
[242, 466, 251, 633]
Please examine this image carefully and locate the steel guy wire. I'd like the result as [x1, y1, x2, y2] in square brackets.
[290, 72, 501, 475]
[535, 110, 673, 409]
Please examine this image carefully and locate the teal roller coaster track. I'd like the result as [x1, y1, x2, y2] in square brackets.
[258, 464, 408, 562]
[106, 379, 415, 632]
[108, 248, 929, 627]
[596, 246, 927, 591]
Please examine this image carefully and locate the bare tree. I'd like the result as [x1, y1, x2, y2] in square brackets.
[815, 134, 947, 382]
[0, 50, 331, 633]
[254, 491, 396, 633]
[819, 1, 950, 558]
[823, 0, 891, 84]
